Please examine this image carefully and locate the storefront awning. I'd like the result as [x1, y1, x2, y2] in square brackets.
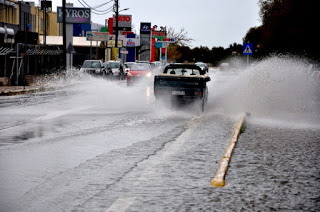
[0, 27, 14, 36]
[0, 0, 15, 7]
[40, 36, 101, 47]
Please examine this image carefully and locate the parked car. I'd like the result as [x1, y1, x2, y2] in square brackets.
[104, 61, 125, 80]
[80, 60, 106, 76]
[127, 63, 152, 86]
[195, 62, 209, 72]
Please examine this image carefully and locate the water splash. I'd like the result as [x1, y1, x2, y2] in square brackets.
[208, 56, 320, 129]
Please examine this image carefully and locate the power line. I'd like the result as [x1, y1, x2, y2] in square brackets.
[78, 0, 113, 14]
[92, 0, 114, 9]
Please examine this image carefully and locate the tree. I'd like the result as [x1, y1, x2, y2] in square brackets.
[167, 26, 194, 47]
[166, 26, 194, 62]
[254, 0, 319, 59]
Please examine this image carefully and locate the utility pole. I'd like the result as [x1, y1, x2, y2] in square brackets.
[44, 0, 47, 46]
[62, 0, 66, 68]
[115, 0, 119, 50]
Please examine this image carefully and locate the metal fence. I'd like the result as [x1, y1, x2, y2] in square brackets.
[0, 44, 63, 86]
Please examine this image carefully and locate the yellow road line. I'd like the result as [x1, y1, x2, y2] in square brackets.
[211, 115, 246, 187]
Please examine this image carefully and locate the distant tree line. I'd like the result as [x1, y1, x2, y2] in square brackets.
[168, 0, 319, 65]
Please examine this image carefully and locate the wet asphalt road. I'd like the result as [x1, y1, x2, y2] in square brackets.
[1, 61, 320, 211]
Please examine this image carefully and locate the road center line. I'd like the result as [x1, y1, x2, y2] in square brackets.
[137, 116, 204, 183]
[33, 106, 90, 121]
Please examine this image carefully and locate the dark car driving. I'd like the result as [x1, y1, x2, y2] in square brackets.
[154, 63, 211, 112]
[195, 62, 209, 73]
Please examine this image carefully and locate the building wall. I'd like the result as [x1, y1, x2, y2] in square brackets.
[47, 12, 58, 36]
[0, 2, 19, 25]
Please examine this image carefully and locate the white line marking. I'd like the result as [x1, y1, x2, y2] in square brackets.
[137, 116, 203, 183]
[106, 197, 136, 212]
[34, 106, 90, 121]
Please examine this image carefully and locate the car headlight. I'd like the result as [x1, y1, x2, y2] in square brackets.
[95, 69, 101, 73]
[146, 72, 152, 77]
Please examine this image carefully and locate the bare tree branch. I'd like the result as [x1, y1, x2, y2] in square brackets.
[167, 26, 194, 47]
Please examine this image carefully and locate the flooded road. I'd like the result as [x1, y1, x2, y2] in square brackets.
[0, 56, 319, 211]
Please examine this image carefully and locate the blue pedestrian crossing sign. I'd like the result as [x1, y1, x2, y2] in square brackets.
[243, 43, 253, 55]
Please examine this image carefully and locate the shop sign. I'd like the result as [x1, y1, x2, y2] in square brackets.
[155, 37, 175, 43]
[86, 32, 109, 41]
[113, 15, 132, 28]
[57, 7, 91, 24]
[140, 22, 151, 34]
[152, 30, 166, 39]
[124, 38, 140, 47]
[107, 40, 123, 47]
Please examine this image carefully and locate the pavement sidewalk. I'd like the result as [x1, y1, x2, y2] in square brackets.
[0, 74, 67, 96]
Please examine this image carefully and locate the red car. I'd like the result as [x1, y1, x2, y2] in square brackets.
[126, 63, 152, 86]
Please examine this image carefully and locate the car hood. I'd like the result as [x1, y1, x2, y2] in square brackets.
[128, 70, 151, 76]
[81, 67, 101, 71]
[112, 68, 120, 72]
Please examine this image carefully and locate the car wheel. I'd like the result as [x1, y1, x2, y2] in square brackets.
[120, 72, 125, 80]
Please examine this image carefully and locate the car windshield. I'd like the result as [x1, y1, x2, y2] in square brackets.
[166, 68, 200, 76]
[125, 63, 135, 68]
[131, 64, 151, 71]
[196, 63, 206, 67]
[82, 61, 101, 68]
[108, 62, 120, 69]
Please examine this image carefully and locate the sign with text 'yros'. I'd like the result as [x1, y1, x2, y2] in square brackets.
[113, 15, 132, 28]
[57, 7, 90, 24]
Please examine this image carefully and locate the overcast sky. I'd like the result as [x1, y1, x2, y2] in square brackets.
[51, 0, 261, 48]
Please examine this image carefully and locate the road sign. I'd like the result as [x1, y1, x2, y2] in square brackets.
[120, 49, 128, 54]
[243, 43, 253, 55]
[66, 42, 76, 54]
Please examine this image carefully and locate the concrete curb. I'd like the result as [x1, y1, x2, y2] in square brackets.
[0, 85, 68, 96]
[0, 87, 43, 96]
[211, 114, 246, 187]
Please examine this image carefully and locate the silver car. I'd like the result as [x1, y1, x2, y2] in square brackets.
[104, 61, 125, 80]
[80, 60, 106, 75]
